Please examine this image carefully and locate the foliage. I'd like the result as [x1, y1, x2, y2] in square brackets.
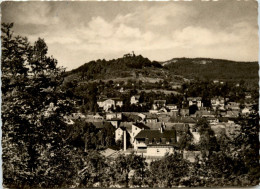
[149, 152, 190, 187]
[111, 153, 147, 187]
[67, 55, 162, 81]
[165, 57, 258, 87]
[1, 23, 72, 188]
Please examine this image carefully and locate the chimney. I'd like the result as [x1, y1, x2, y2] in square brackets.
[123, 130, 127, 151]
[160, 124, 164, 133]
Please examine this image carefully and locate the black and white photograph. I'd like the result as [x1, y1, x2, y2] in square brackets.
[1, 1, 259, 188]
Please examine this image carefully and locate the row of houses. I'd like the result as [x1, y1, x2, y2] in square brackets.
[70, 108, 243, 158]
[65, 93, 255, 160]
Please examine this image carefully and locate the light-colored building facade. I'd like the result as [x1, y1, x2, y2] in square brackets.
[187, 97, 203, 108]
[130, 95, 140, 105]
[211, 97, 225, 110]
[133, 127, 178, 157]
[97, 98, 123, 111]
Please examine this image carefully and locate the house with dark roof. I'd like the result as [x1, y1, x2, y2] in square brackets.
[195, 110, 215, 118]
[152, 100, 166, 110]
[170, 116, 196, 126]
[133, 125, 178, 157]
[92, 121, 114, 130]
[131, 122, 150, 144]
[145, 114, 158, 123]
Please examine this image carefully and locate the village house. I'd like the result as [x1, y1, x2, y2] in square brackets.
[104, 113, 122, 128]
[119, 87, 124, 93]
[93, 113, 104, 120]
[241, 107, 252, 115]
[166, 104, 178, 111]
[206, 117, 219, 124]
[152, 100, 167, 110]
[106, 112, 122, 120]
[245, 92, 252, 99]
[187, 97, 203, 108]
[130, 95, 140, 105]
[133, 125, 178, 157]
[211, 97, 225, 110]
[149, 109, 159, 114]
[145, 114, 158, 123]
[194, 110, 215, 118]
[226, 102, 240, 111]
[97, 98, 123, 112]
[225, 110, 240, 118]
[158, 107, 168, 113]
[115, 127, 127, 141]
[92, 121, 114, 131]
[188, 124, 201, 144]
[131, 122, 150, 144]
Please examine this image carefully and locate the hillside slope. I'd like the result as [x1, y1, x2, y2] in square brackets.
[64, 56, 258, 87]
[162, 57, 258, 84]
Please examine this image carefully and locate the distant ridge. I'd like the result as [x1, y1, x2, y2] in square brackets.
[64, 55, 258, 87]
[161, 57, 258, 83]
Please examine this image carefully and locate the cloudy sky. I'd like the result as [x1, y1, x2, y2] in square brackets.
[2, 1, 258, 70]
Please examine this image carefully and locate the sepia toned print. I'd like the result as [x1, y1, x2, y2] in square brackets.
[1, 1, 259, 188]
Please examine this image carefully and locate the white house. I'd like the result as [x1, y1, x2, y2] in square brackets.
[131, 122, 150, 144]
[115, 127, 126, 141]
[166, 104, 178, 111]
[241, 107, 251, 115]
[130, 95, 140, 105]
[189, 125, 200, 144]
[187, 97, 203, 108]
[97, 98, 123, 112]
[133, 126, 178, 157]
[226, 102, 240, 111]
[211, 97, 225, 110]
[106, 112, 122, 120]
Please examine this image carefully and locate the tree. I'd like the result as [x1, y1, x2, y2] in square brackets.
[149, 152, 190, 187]
[2, 23, 72, 188]
[112, 153, 147, 187]
[195, 119, 219, 155]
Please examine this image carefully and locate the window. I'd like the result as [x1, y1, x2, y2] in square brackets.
[157, 149, 160, 153]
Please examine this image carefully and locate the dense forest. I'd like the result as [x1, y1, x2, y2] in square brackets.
[163, 58, 258, 86]
[65, 55, 162, 80]
[65, 55, 258, 89]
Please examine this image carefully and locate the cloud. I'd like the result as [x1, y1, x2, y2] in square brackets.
[2, 1, 258, 70]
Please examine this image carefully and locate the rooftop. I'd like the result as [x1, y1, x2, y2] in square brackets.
[133, 122, 150, 130]
[135, 129, 176, 140]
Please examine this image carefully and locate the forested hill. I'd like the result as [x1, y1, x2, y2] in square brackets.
[65, 55, 258, 86]
[162, 57, 258, 83]
[66, 55, 162, 80]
